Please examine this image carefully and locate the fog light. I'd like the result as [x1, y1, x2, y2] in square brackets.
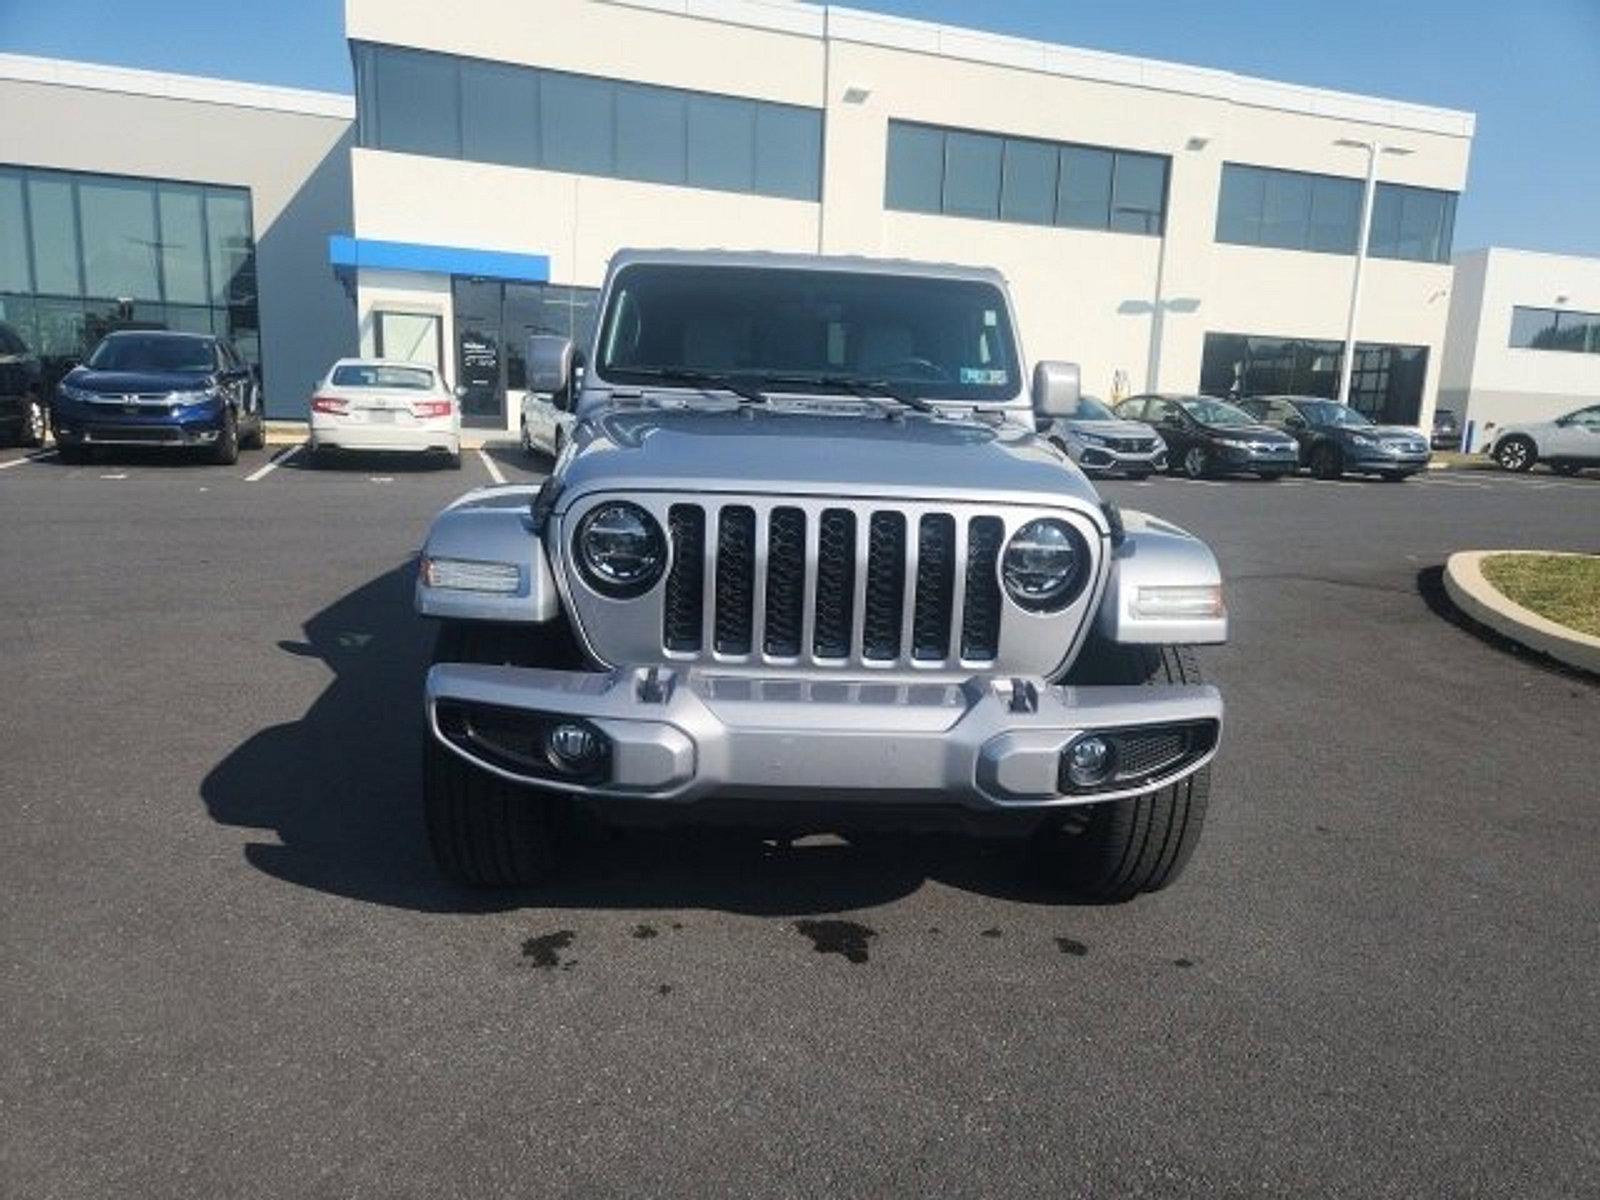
[546, 722, 601, 772]
[1065, 735, 1116, 788]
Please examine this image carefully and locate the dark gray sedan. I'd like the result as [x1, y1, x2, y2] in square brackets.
[1240, 395, 1431, 481]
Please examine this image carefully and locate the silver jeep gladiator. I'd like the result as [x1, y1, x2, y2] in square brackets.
[416, 250, 1226, 902]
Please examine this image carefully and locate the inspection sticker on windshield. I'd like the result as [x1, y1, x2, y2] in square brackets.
[960, 367, 1007, 385]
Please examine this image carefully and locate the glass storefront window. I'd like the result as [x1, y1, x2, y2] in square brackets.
[0, 164, 258, 371]
[1200, 330, 1430, 425]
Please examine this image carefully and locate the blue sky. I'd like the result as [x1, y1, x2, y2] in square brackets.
[4, 0, 1597, 256]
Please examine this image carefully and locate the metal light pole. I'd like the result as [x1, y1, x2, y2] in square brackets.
[1334, 138, 1412, 408]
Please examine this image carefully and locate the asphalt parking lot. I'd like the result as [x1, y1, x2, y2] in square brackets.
[2, 445, 1596, 1198]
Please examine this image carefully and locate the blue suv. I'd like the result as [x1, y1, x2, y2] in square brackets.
[52, 331, 265, 464]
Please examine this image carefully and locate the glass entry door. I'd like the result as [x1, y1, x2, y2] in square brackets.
[452, 278, 504, 428]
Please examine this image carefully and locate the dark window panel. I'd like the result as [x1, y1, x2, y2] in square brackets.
[373, 47, 460, 157]
[885, 122, 944, 213]
[1057, 146, 1113, 230]
[1258, 169, 1311, 249]
[1109, 152, 1166, 234]
[942, 131, 1002, 219]
[1215, 164, 1264, 245]
[27, 173, 82, 297]
[686, 94, 755, 192]
[755, 104, 822, 201]
[204, 190, 254, 308]
[1366, 184, 1403, 258]
[0, 170, 29, 292]
[1507, 306, 1547, 347]
[1308, 175, 1361, 254]
[615, 82, 686, 185]
[999, 138, 1057, 225]
[461, 60, 540, 168]
[541, 72, 615, 176]
[77, 176, 161, 301]
[354, 44, 379, 148]
[156, 185, 208, 305]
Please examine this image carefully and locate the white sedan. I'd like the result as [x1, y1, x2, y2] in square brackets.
[309, 359, 461, 467]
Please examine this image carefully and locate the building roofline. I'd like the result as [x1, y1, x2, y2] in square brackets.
[1457, 246, 1600, 266]
[602, 0, 1475, 138]
[0, 52, 354, 120]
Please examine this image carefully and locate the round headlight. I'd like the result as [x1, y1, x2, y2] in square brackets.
[1002, 518, 1088, 612]
[575, 502, 667, 597]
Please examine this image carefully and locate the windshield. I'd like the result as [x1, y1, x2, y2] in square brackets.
[1295, 400, 1372, 427]
[596, 265, 1020, 402]
[332, 364, 436, 390]
[87, 335, 213, 373]
[1178, 396, 1256, 427]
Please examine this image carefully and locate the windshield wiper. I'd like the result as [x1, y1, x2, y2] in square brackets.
[757, 373, 938, 416]
[612, 366, 768, 407]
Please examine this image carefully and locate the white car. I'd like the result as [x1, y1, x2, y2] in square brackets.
[1042, 394, 1167, 478]
[1487, 403, 1600, 475]
[309, 358, 461, 468]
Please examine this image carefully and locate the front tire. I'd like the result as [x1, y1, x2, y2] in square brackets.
[422, 620, 581, 887]
[1182, 447, 1209, 479]
[1310, 443, 1342, 480]
[1495, 435, 1535, 472]
[211, 408, 240, 465]
[1037, 641, 1212, 902]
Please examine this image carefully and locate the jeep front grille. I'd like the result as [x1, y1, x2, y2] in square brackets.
[564, 495, 1104, 677]
[661, 503, 1007, 667]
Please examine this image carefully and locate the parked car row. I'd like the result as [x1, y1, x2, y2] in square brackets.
[1044, 392, 1431, 481]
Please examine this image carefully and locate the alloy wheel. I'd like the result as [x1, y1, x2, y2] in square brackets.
[1184, 448, 1207, 479]
[26, 400, 46, 447]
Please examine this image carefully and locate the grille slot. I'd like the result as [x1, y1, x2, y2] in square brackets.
[713, 506, 756, 655]
[662, 505, 705, 652]
[813, 509, 857, 659]
[862, 512, 907, 661]
[961, 516, 1004, 661]
[912, 514, 956, 661]
[763, 507, 806, 657]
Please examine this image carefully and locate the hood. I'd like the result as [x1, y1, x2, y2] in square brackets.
[557, 402, 1103, 511]
[1055, 418, 1157, 439]
[66, 367, 216, 394]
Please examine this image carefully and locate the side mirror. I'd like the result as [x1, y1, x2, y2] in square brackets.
[1285, 415, 1306, 430]
[1031, 360, 1081, 420]
[527, 335, 575, 397]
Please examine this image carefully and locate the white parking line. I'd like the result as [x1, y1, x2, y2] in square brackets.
[99, 472, 128, 480]
[478, 448, 506, 484]
[0, 448, 58, 470]
[245, 443, 302, 482]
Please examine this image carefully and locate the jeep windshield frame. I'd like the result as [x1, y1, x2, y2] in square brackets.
[593, 264, 1021, 404]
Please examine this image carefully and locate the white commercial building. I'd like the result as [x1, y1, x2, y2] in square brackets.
[4, 1, 1479, 433]
[343, 0, 1474, 435]
[0, 54, 355, 417]
[1440, 247, 1600, 449]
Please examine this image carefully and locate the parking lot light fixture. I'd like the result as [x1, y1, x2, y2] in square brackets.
[1334, 138, 1416, 409]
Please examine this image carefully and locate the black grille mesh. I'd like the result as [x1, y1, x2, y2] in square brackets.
[961, 516, 1004, 661]
[714, 506, 756, 655]
[1114, 730, 1188, 779]
[862, 512, 907, 660]
[763, 507, 807, 657]
[662, 505, 705, 652]
[813, 509, 856, 658]
[912, 514, 956, 660]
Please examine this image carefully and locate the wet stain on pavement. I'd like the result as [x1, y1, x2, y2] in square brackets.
[980, 927, 1003, 939]
[794, 919, 877, 964]
[1055, 937, 1089, 957]
[1173, 958, 1195, 968]
[632, 924, 659, 939]
[521, 930, 576, 969]
[657, 984, 673, 996]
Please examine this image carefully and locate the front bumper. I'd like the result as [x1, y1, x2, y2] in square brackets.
[426, 664, 1222, 811]
[53, 397, 227, 447]
[1347, 451, 1431, 474]
[1216, 445, 1299, 472]
[1074, 444, 1167, 475]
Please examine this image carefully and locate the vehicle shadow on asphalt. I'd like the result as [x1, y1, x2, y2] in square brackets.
[279, 449, 458, 473]
[200, 564, 1077, 915]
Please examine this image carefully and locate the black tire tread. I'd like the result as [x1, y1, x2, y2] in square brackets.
[1045, 641, 1212, 902]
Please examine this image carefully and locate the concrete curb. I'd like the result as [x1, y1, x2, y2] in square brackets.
[1443, 551, 1600, 676]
